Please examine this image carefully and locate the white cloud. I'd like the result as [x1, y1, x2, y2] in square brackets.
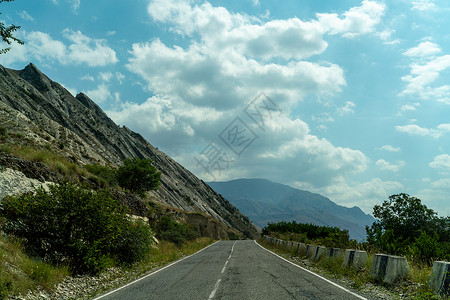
[316, 0, 385, 38]
[71, 0, 80, 12]
[84, 83, 111, 103]
[379, 145, 401, 152]
[376, 159, 405, 172]
[403, 41, 441, 57]
[412, 0, 436, 11]
[81, 74, 95, 81]
[400, 103, 418, 112]
[114, 0, 379, 201]
[431, 178, 450, 189]
[401, 42, 450, 102]
[63, 29, 118, 66]
[377, 29, 399, 45]
[429, 154, 450, 170]
[338, 101, 356, 115]
[99, 72, 113, 82]
[300, 177, 404, 213]
[18, 11, 34, 21]
[0, 29, 117, 67]
[395, 123, 450, 138]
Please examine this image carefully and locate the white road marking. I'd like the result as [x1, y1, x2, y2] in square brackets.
[93, 241, 220, 300]
[208, 279, 221, 299]
[211, 241, 236, 298]
[255, 240, 368, 300]
[221, 260, 229, 273]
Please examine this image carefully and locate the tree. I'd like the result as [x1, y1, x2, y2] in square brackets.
[365, 193, 444, 257]
[116, 157, 161, 198]
[0, 0, 24, 54]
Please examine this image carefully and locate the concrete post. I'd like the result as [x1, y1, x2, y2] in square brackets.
[429, 261, 450, 296]
[327, 248, 344, 259]
[370, 254, 410, 283]
[313, 246, 327, 261]
[343, 250, 369, 269]
[306, 244, 317, 259]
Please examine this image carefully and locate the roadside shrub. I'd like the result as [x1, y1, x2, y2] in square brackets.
[155, 216, 199, 246]
[116, 157, 161, 198]
[0, 183, 153, 274]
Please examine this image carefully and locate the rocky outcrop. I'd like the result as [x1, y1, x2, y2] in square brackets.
[0, 167, 52, 200]
[0, 63, 259, 239]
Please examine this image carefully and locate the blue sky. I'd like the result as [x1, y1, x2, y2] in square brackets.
[1, 0, 450, 216]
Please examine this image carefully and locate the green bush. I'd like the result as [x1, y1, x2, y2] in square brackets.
[116, 157, 161, 198]
[262, 221, 352, 248]
[155, 216, 199, 246]
[85, 163, 117, 187]
[0, 126, 6, 136]
[0, 183, 153, 274]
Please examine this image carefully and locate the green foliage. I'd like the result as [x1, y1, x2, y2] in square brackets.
[85, 163, 117, 187]
[366, 193, 450, 263]
[0, 233, 69, 298]
[411, 231, 442, 266]
[0, 183, 153, 274]
[0, 0, 24, 54]
[0, 126, 6, 136]
[116, 157, 161, 198]
[155, 216, 199, 246]
[262, 221, 352, 248]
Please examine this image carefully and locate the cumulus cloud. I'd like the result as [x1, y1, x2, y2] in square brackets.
[429, 154, 450, 170]
[395, 123, 450, 138]
[403, 41, 441, 57]
[401, 42, 450, 103]
[316, 0, 385, 38]
[379, 145, 401, 152]
[0, 29, 117, 67]
[110, 0, 382, 197]
[63, 29, 118, 66]
[84, 83, 111, 103]
[376, 159, 405, 172]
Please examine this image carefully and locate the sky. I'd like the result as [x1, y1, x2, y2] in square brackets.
[1, 0, 450, 216]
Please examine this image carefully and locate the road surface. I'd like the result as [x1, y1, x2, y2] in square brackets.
[95, 240, 367, 300]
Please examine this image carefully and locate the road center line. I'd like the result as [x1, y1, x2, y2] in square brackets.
[221, 260, 229, 273]
[208, 279, 221, 299]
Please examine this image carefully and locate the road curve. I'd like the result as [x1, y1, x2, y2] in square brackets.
[94, 240, 367, 300]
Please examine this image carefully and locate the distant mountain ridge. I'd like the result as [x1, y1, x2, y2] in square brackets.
[0, 63, 259, 239]
[208, 178, 375, 240]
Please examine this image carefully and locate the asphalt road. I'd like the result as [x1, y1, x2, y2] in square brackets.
[95, 240, 367, 300]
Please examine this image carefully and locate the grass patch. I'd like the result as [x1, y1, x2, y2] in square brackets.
[0, 232, 69, 299]
[0, 144, 88, 181]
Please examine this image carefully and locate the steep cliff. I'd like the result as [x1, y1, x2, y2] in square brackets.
[0, 63, 259, 239]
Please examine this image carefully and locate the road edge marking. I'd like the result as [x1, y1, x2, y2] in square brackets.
[254, 240, 368, 300]
[93, 240, 220, 300]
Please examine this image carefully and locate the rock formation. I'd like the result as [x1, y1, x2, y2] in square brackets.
[0, 63, 259, 239]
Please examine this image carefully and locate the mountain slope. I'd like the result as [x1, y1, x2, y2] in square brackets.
[0, 63, 259, 239]
[208, 178, 375, 240]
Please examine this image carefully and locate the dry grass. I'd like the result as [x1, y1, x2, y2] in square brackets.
[0, 232, 70, 299]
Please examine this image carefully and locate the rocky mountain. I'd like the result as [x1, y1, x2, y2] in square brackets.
[208, 178, 375, 241]
[0, 63, 259, 239]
